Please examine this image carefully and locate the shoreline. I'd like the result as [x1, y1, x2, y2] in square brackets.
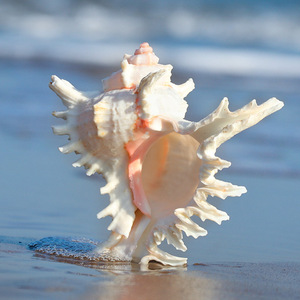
[1, 239, 299, 300]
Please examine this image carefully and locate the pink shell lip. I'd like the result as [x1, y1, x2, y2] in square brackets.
[126, 127, 164, 217]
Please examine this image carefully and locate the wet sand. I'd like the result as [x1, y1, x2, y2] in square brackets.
[87, 262, 300, 300]
[1, 239, 299, 300]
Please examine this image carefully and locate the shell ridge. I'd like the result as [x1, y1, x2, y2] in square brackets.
[174, 209, 208, 238]
[52, 82, 138, 238]
[152, 224, 187, 252]
[141, 244, 187, 266]
[52, 110, 67, 120]
[50, 75, 89, 108]
[72, 154, 93, 168]
[164, 227, 187, 252]
[170, 78, 195, 98]
[59, 141, 83, 154]
[52, 124, 70, 135]
[190, 97, 283, 143]
[186, 199, 230, 225]
[97, 164, 137, 237]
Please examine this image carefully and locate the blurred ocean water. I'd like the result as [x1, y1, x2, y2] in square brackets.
[0, 0, 299, 272]
[1, 0, 300, 70]
[1, 0, 299, 177]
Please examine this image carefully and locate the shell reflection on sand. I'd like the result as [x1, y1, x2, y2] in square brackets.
[85, 270, 222, 300]
[50, 43, 283, 266]
[81, 263, 300, 300]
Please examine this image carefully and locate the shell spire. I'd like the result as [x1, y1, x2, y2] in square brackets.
[51, 43, 284, 267]
[102, 43, 173, 92]
[127, 42, 159, 65]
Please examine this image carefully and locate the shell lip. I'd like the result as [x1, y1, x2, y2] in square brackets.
[126, 114, 195, 220]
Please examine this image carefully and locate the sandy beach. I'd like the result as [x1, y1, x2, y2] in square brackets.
[1, 238, 300, 299]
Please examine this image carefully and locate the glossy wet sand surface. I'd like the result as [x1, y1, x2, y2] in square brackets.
[1, 238, 300, 300]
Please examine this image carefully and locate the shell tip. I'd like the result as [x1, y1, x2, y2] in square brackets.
[134, 42, 153, 55]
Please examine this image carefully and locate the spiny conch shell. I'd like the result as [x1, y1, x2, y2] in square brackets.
[50, 42, 284, 266]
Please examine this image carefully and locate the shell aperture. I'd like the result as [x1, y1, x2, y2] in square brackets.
[50, 43, 284, 266]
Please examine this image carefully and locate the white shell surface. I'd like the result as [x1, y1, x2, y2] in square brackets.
[51, 43, 284, 266]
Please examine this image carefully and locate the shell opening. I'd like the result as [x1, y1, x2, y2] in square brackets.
[141, 132, 202, 219]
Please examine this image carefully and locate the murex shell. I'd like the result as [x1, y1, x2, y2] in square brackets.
[50, 43, 284, 266]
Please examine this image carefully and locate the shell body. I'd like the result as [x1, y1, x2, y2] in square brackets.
[50, 43, 284, 266]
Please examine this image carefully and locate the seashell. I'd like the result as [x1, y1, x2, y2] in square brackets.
[50, 42, 284, 266]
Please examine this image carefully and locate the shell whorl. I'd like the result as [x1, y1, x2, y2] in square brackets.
[128, 42, 159, 65]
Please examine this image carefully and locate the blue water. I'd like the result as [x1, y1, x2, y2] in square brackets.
[0, 1, 300, 298]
